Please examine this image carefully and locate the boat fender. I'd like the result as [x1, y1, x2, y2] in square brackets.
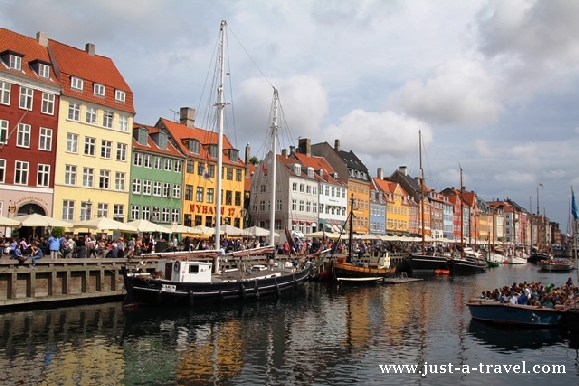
[275, 283, 281, 298]
[240, 283, 247, 300]
[254, 280, 259, 299]
[174, 261, 180, 273]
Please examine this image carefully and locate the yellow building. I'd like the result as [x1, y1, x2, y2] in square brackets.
[50, 40, 135, 223]
[158, 108, 245, 229]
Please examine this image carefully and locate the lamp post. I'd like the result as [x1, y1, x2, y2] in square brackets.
[86, 198, 93, 220]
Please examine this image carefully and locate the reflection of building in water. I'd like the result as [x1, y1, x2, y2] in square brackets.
[0, 305, 124, 384]
[343, 289, 371, 351]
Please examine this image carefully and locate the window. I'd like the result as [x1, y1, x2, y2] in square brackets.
[115, 89, 125, 102]
[132, 178, 141, 194]
[299, 200, 304, 211]
[133, 152, 142, 166]
[171, 209, 180, 223]
[185, 185, 193, 200]
[154, 157, 162, 169]
[82, 168, 94, 187]
[172, 184, 181, 199]
[85, 107, 97, 124]
[0, 82, 10, 105]
[142, 206, 150, 220]
[115, 172, 125, 190]
[292, 182, 297, 191]
[236, 169, 242, 181]
[196, 187, 204, 202]
[174, 161, 182, 173]
[292, 199, 297, 211]
[144, 154, 152, 168]
[14, 160, 29, 184]
[84, 137, 96, 156]
[38, 128, 52, 151]
[62, 200, 75, 221]
[163, 182, 171, 197]
[17, 123, 30, 148]
[116, 143, 127, 161]
[94, 83, 105, 96]
[276, 199, 282, 211]
[227, 168, 233, 180]
[10, 55, 21, 70]
[143, 180, 151, 195]
[97, 203, 108, 218]
[225, 190, 232, 205]
[68, 102, 80, 121]
[153, 181, 162, 196]
[259, 200, 266, 212]
[100, 140, 112, 159]
[131, 205, 140, 220]
[38, 63, 50, 78]
[113, 205, 124, 222]
[0, 159, 4, 182]
[99, 170, 110, 189]
[164, 158, 172, 171]
[187, 160, 194, 173]
[41, 93, 54, 114]
[0, 119, 8, 144]
[64, 165, 77, 185]
[19, 86, 33, 110]
[235, 191, 241, 206]
[207, 188, 214, 203]
[118, 114, 127, 132]
[103, 110, 113, 128]
[209, 165, 215, 178]
[37, 164, 50, 187]
[162, 208, 170, 223]
[71, 77, 84, 91]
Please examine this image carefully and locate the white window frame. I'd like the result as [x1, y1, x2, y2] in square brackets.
[94, 83, 105, 96]
[132, 178, 142, 194]
[154, 157, 162, 169]
[84, 137, 96, 156]
[85, 106, 97, 124]
[62, 200, 75, 221]
[71, 76, 84, 91]
[103, 110, 113, 128]
[133, 153, 142, 166]
[64, 165, 77, 185]
[163, 182, 171, 197]
[113, 205, 124, 222]
[0, 82, 10, 105]
[131, 205, 140, 220]
[66, 132, 78, 153]
[14, 160, 29, 185]
[172, 184, 181, 199]
[171, 208, 180, 223]
[162, 208, 170, 223]
[142, 180, 152, 195]
[164, 158, 172, 171]
[10, 55, 22, 71]
[19, 86, 33, 110]
[97, 203, 108, 218]
[38, 63, 50, 78]
[99, 170, 110, 189]
[16, 123, 30, 148]
[38, 127, 52, 151]
[0, 119, 8, 144]
[118, 114, 128, 132]
[68, 102, 80, 121]
[41, 93, 54, 115]
[82, 167, 94, 188]
[115, 90, 125, 102]
[144, 154, 152, 168]
[115, 171, 125, 191]
[153, 181, 162, 196]
[174, 161, 182, 173]
[0, 159, 5, 183]
[100, 140, 112, 159]
[116, 143, 127, 161]
[37, 164, 50, 187]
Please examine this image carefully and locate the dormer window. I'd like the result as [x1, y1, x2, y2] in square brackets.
[9, 55, 22, 71]
[293, 164, 301, 176]
[228, 149, 239, 162]
[94, 83, 105, 96]
[38, 63, 50, 78]
[188, 139, 200, 153]
[71, 77, 84, 91]
[307, 167, 314, 178]
[115, 90, 125, 102]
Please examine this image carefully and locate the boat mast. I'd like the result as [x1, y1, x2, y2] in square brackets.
[459, 165, 464, 258]
[214, 20, 226, 251]
[268, 89, 279, 246]
[419, 130, 425, 254]
[537, 184, 542, 251]
[347, 194, 354, 264]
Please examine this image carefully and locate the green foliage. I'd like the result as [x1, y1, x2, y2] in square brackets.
[51, 227, 66, 237]
[249, 156, 259, 165]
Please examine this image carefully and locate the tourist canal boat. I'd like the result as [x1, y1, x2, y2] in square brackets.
[539, 259, 574, 272]
[466, 298, 566, 326]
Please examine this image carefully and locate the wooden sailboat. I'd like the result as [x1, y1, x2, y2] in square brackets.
[121, 21, 311, 308]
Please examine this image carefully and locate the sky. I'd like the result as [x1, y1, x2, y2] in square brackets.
[2, 0, 578, 231]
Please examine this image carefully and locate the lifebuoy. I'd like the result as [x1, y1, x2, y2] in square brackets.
[174, 261, 181, 273]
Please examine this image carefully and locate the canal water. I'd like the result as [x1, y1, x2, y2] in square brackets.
[1, 263, 579, 385]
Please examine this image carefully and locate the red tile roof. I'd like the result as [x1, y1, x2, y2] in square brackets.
[0, 28, 59, 87]
[133, 122, 185, 158]
[48, 39, 134, 113]
[292, 152, 346, 185]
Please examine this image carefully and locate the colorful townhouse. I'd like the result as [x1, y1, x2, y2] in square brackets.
[373, 171, 410, 235]
[0, 29, 62, 238]
[50, 38, 135, 223]
[130, 123, 186, 224]
[159, 108, 245, 229]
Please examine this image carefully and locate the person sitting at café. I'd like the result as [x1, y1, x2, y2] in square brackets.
[29, 242, 43, 268]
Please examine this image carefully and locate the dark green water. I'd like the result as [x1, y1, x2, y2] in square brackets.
[1, 264, 578, 385]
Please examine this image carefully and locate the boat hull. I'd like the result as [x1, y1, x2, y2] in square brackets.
[122, 263, 312, 307]
[332, 262, 396, 281]
[403, 254, 448, 273]
[449, 259, 487, 274]
[466, 299, 566, 326]
[528, 252, 551, 264]
[539, 262, 574, 272]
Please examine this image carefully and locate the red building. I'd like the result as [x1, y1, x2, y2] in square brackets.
[0, 29, 62, 236]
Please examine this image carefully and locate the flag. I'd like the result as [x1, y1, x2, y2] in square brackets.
[261, 161, 267, 176]
[572, 186, 578, 220]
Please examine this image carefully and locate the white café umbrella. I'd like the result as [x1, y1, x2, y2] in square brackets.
[14, 213, 72, 227]
[72, 217, 138, 233]
[243, 225, 279, 237]
[167, 223, 201, 234]
[191, 225, 223, 236]
[220, 224, 245, 236]
[127, 219, 172, 234]
[0, 215, 20, 227]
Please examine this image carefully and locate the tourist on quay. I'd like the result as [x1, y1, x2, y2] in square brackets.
[47, 233, 61, 259]
[126, 236, 135, 258]
[29, 242, 43, 267]
[14, 244, 26, 267]
[19, 237, 30, 254]
[85, 234, 96, 258]
[66, 235, 76, 258]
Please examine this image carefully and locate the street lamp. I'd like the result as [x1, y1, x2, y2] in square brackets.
[86, 198, 93, 220]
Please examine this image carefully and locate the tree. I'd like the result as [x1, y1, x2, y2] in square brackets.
[249, 156, 259, 165]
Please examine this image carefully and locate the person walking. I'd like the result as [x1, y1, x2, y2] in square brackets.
[47, 233, 61, 259]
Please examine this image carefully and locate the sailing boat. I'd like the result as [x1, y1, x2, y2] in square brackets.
[447, 166, 486, 274]
[528, 185, 551, 264]
[121, 21, 311, 308]
[399, 131, 449, 274]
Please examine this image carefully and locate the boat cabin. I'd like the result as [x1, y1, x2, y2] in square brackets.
[157, 260, 212, 283]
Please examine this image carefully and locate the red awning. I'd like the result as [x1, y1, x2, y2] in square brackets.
[292, 220, 298, 224]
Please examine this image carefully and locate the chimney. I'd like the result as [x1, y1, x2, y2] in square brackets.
[377, 168, 384, 179]
[179, 107, 196, 128]
[399, 165, 408, 176]
[36, 31, 48, 47]
[245, 143, 251, 172]
[289, 145, 295, 155]
[85, 43, 95, 56]
[282, 149, 288, 158]
[298, 138, 311, 156]
[334, 139, 341, 151]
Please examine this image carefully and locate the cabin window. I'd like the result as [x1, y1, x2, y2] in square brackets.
[189, 265, 200, 274]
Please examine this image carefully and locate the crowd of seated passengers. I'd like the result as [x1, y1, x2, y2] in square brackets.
[480, 279, 578, 309]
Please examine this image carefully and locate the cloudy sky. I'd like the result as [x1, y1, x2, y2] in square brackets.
[2, 0, 578, 230]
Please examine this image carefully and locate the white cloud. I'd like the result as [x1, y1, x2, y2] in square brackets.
[494, 170, 534, 184]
